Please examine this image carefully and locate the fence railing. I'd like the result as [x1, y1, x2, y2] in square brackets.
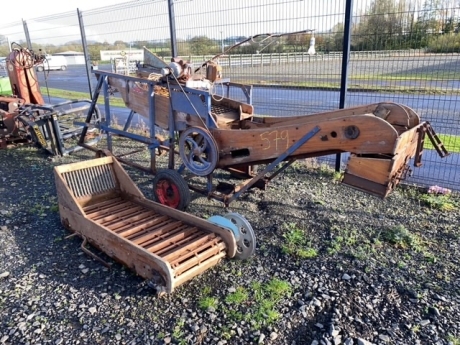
[0, 0, 459, 192]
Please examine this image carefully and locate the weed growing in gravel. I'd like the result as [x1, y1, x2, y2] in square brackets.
[172, 318, 186, 343]
[225, 287, 249, 304]
[250, 278, 292, 329]
[381, 225, 424, 251]
[447, 334, 460, 345]
[419, 193, 457, 211]
[281, 223, 318, 259]
[216, 279, 293, 335]
[198, 296, 218, 310]
[202, 286, 212, 294]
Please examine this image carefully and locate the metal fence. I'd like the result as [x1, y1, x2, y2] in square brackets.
[0, 0, 459, 191]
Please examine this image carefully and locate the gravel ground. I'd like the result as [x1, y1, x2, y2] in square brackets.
[1, 138, 460, 345]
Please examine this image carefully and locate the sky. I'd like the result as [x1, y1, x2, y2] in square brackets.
[1, 0, 354, 46]
[3, 0, 129, 24]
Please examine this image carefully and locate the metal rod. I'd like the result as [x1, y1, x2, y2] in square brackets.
[336, 0, 354, 172]
[167, 0, 178, 57]
[78, 76, 104, 144]
[227, 126, 320, 205]
[148, 83, 157, 173]
[22, 20, 32, 51]
[81, 236, 111, 269]
[77, 8, 94, 100]
[123, 110, 136, 131]
[102, 77, 113, 151]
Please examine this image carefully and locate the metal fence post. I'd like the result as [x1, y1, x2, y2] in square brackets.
[336, 0, 354, 172]
[77, 8, 94, 100]
[22, 20, 32, 50]
[167, 0, 178, 57]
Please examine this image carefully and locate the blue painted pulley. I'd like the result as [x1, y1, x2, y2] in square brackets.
[179, 126, 219, 176]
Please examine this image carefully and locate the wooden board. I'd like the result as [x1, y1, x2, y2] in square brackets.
[345, 155, 393, 185]
[241, 102, 420, 131]
[54, 156, 238, 293]
[108, 77, 171, 129]
[212, 114, 398, 167]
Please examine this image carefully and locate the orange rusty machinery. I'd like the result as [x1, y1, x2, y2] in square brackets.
[5, 46, 45, 105]
[0, 45, 102, 154]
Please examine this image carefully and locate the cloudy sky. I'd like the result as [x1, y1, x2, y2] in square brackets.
[3, 0, 129, 24]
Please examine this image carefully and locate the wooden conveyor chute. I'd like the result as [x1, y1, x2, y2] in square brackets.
[54, 156, 255, 293]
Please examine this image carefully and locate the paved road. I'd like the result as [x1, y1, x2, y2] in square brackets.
[38, 65, 459, 190]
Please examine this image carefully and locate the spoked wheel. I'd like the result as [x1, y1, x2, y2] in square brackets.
[223, 212, 256, 260]
[179, 126, 219, 176]
[152, 169, 191, 210]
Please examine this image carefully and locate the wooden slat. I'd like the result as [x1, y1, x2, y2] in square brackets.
[88, 201, 136, 220]
[172, 250, 226, 287]
[160, 233, 217, 261]
[112, 212, 161, 233]
[116, 215, 170, 238]
[345, 155, 393, 185]
[98, 207, 152, 227]
[83, 197, 123, 213]
[142, 224, 193, 250]
[124, 195, 236, 258]
[173, 242, 227, 277]
[131, 221, 184, 246]
[54, 156, 114, 174]
[155, 231, 208, 257]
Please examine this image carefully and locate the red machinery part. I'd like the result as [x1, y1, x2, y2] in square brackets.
[0, 96, 27, 148]
[6, 49, 44, 105]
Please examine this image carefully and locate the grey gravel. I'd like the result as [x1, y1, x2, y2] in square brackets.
[341, 273, 351, 280]
[1, 140, 459, 345]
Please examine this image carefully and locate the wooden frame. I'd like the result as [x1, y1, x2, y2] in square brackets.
[54, 156, 237, 293]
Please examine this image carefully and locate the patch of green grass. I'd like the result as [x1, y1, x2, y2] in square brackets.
[225, 287, 249, 304]
[202, 286, 212, 295]
[353, 71, 460, 81]
[50, 204, 59, 212]
[40, 87, 126, 108]
[264, 278, 291, 300]
[327, 236, 343, 255]
[424, 133, 460, 153]
[172, 318, 185, 342]
[250, 278, 292, 329]
[419, 193, 458, 211]
[447, 334, 460, 345]
[327, 226, 362, 256]
[381, 225, 424, 252]
[198, 296, 218, 310]
[281, 223, 318, 259]
[200, 278, 291, 335]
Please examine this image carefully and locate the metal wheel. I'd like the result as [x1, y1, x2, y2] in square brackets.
[152, 169, 190, 211]
[223, 212, 256, 260]
[179, 126, 218, 176]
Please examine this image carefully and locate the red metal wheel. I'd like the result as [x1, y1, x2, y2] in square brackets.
[152, 169, 190, 210]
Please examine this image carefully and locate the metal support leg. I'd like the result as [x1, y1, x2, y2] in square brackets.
[226, 126, 321, 206]
[102, 77, 112, 152]
[123, 110, 136, 131]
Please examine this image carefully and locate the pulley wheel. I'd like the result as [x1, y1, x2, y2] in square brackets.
[179, 126, 219, 176]
[223, 212, 256, 260]
[152, 169, 190, 211]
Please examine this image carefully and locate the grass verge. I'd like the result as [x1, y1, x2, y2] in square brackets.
[424, 133, 460, 153]
[40, 87, 126, 108]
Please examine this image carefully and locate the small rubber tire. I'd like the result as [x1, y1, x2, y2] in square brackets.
[152, 169, 190, 210]
[36, 66, 44, 72]
[61, 66, 67, 71]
